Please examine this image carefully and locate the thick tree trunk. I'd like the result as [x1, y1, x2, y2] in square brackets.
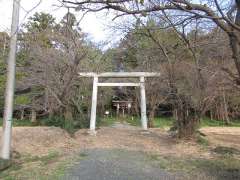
[176, 111, 199, 138]
[148, 109, 155, 128]
[148, 105, 157, 128]
[175, 97, 200, 138]
[133, 97, 140, 117]
[63, 105, 75, 135]
[64, 105, 73, 122]
[229, 33, 240, 84]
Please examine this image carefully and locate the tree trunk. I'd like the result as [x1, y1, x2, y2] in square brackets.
[210, 110, 213, 120]
[148, 106, 156, 128]
[228, 33, 240, 84]
[31, 109, 37, 123]
[64, 105, 73, 122]
[20, 109, 24, 120]
[173, 109, 178, 122]
[175, 97, 200, 138]
[222, 86, 230, 124]
[63, 105, 75, 135]
[148, 111, 154, 128]
[133, 98, 140, 117]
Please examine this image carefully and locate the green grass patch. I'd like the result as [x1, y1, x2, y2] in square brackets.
[0, 118, 34, 127]
[98, 117, 116, 127]
[0, 158, 12, 171]
[196, 135, 209, 147]
[125, 116, 141, 126]
[37, 151, 59, 165]
[124, 116, 174, 128]
[153, 117, 174, 128]
[2, 116, 240, 129]
[22, 151, 59, 166]
[0, 151, 81, 180]
[126, 117, 174, 128]
[127, 116, 240, 128]
[99, 116, 240, 128]
[147, 153, 240, 179]
[200, 117, 240, 127]
[79, 152, 88, 158]
[125, 116, 173, 128]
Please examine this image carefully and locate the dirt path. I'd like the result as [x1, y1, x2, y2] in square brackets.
[63, 149, 185, 180]
[63, 123, 182, 180]
[64, 123, 240, 180]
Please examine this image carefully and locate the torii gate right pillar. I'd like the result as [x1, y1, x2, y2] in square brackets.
[140, 76, 148, 130]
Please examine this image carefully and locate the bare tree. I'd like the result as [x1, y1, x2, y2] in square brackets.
[62, 0, 240, 85]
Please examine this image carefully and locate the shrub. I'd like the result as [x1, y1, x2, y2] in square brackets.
[40, 114, 89, 135]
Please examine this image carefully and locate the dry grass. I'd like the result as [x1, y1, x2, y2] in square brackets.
[0, 126, 239, 158]
[0, 126, 213, 158]
[200, 127, 240, 149]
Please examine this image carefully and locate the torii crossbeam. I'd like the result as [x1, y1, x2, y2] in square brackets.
[79, 72, 160, 134]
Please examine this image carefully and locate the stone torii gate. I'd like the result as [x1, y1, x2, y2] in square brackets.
[79, 72, 160, 134]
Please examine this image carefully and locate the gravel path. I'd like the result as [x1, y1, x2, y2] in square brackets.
[110, 122, 141, 130]
[63, 122, 182, 180]
[63, 149, 181, 180]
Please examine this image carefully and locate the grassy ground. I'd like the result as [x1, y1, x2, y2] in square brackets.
[200, 118, 240, 127]
[146, 153, 240, 180]
[0, 151, 85, 180]
[1, 116, 240, 128]
[97, 117, 116, 127]
[0, 118, 240, 180]
[2, 149, 240, 180]
[0, 118, 33, 127]
[100, 116, 240, 128]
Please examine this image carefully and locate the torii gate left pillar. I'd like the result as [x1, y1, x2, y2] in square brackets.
[79, 72, 160, 134]
[90, 75, 98, 132]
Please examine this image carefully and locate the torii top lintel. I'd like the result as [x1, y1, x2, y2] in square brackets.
[78, 72, 160, 78]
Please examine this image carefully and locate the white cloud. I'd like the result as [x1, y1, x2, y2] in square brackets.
[0, 0, 111, 42]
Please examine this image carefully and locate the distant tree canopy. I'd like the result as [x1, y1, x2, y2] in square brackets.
[0, 32, 9, 110]
[25, 12, 56, 32]
[0, 12, 112, 131]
